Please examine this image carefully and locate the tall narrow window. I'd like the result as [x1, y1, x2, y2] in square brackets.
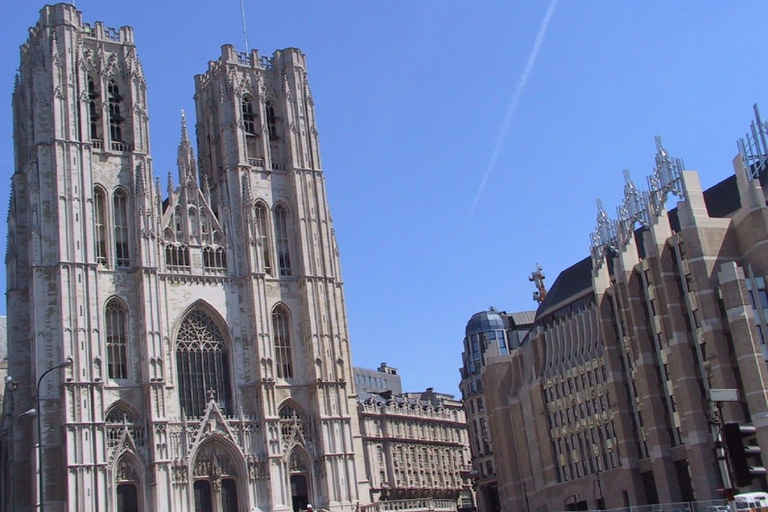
[94, 187, 107, 265]
[242, 95, 256, 135]
[272, 305, 293, 379]
[88, 75, 101, 142]
[176, 309, 232, 416]
[266, 100, 277, 139]
[114, 189, 130, 268]
[106, 299, 128, 380]
[274, 205, 291, 276]
[108, 78, 124, 143]
[254, 202, 271, 274]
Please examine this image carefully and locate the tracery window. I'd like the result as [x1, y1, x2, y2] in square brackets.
[165, 244, 190, 269]
[114, 189, 130, 267]
[108, 78, 123, 142]
[176, 309, 232, 416]
[88, 75, 101, 141]
[94, 187, 108, 265]
[254, 201, 272, 274]
[242, 95, 256, 135]
[274, 204, 291, 276]
[272, 305, 293, 379]
[106, 405, 144, 449]
[203, 246, 227, 271]
[106, 298, 128, 380]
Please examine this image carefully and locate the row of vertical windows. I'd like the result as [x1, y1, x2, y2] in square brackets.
[254, 201, 292, 276]
[94, 186, 131, 268]
[103, 301, 295, 412]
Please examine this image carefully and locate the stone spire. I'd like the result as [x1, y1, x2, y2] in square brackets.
[177, 109, 197, 184]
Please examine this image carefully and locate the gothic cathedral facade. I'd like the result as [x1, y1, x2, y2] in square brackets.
[5, 4, 369, 512]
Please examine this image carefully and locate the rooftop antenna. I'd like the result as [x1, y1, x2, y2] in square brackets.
[240, 0, 249, 53]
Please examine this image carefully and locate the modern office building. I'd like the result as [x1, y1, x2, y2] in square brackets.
[458, 309, 535, 512]
[479, 130, 768, 511]
[1, 5, 369, 512]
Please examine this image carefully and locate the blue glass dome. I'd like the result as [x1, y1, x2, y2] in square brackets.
[465, 310, 506, 336]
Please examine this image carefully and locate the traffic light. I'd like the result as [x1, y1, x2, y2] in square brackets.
[724, 422, 767, 487]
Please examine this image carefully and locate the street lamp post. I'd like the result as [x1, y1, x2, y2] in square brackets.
[36, 359, 71, 512]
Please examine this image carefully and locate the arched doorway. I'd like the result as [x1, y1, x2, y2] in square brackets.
[191, 440, 244, 512]
[289, 449, 313, 512]
[291, 472, 309, 512]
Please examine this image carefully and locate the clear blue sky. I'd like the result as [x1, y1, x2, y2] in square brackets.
[2, 2, 767, 397]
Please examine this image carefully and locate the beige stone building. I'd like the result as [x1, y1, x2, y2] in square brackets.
[357, 386, 472, 507]
[1, 4, 369, 512]
[479, 131, 768, 511]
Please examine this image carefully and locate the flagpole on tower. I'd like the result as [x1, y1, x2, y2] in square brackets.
[240, 0, 249, 53]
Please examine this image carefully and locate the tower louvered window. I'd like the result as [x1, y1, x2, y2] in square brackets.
[106, 299, 128, 379]
[242, 95, 256, 135]
[114, 189, 130, 267]
[272, 305, 293, 379]
[94, 187, 107, 265]
[108, 78, 124, 143]
[266, 100, 277, 139]
[88, 75, 101, 142]
[176, 309, 232, 416]
[274, 205, 291, 276]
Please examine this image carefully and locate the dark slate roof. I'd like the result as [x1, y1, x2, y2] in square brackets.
[535, 256, 592, 319]
[668, 174, 739, 232]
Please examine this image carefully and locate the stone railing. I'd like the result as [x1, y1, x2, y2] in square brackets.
[360, 498, 457, 512]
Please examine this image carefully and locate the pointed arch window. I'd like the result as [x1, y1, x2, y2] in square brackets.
[108, 78, 124, 143]
[106, 299, 128, 380]
[114, 189, 130, 268]
[166, 244, 190, 269]
[176, 309, 232, 417]
[274, 204, 292, 276]
[203, 246, 227, 272]
[88, 75, 101, 142]
[266, 100, 278, 139]
[106, 405, 144, 448]
[254, 201, 271, 274]
[242, 95, 256, 135]
[272, 305, 293, 379]
[94, 187, 108, 266]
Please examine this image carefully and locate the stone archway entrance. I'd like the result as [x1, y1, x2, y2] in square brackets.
[290, 473, 309, 512]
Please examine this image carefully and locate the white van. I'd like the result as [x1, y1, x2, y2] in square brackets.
[735, 492, 768, 512]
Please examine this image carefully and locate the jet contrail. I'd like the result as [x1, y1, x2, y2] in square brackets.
[468, 0, 558, 221]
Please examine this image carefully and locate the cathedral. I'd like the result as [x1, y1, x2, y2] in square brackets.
[2, 4, 370, 512]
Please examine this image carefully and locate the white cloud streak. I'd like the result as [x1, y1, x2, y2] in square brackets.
[468, 0, 558, 221]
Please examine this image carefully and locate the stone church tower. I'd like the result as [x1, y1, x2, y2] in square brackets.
[4, 4, 369, 512]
